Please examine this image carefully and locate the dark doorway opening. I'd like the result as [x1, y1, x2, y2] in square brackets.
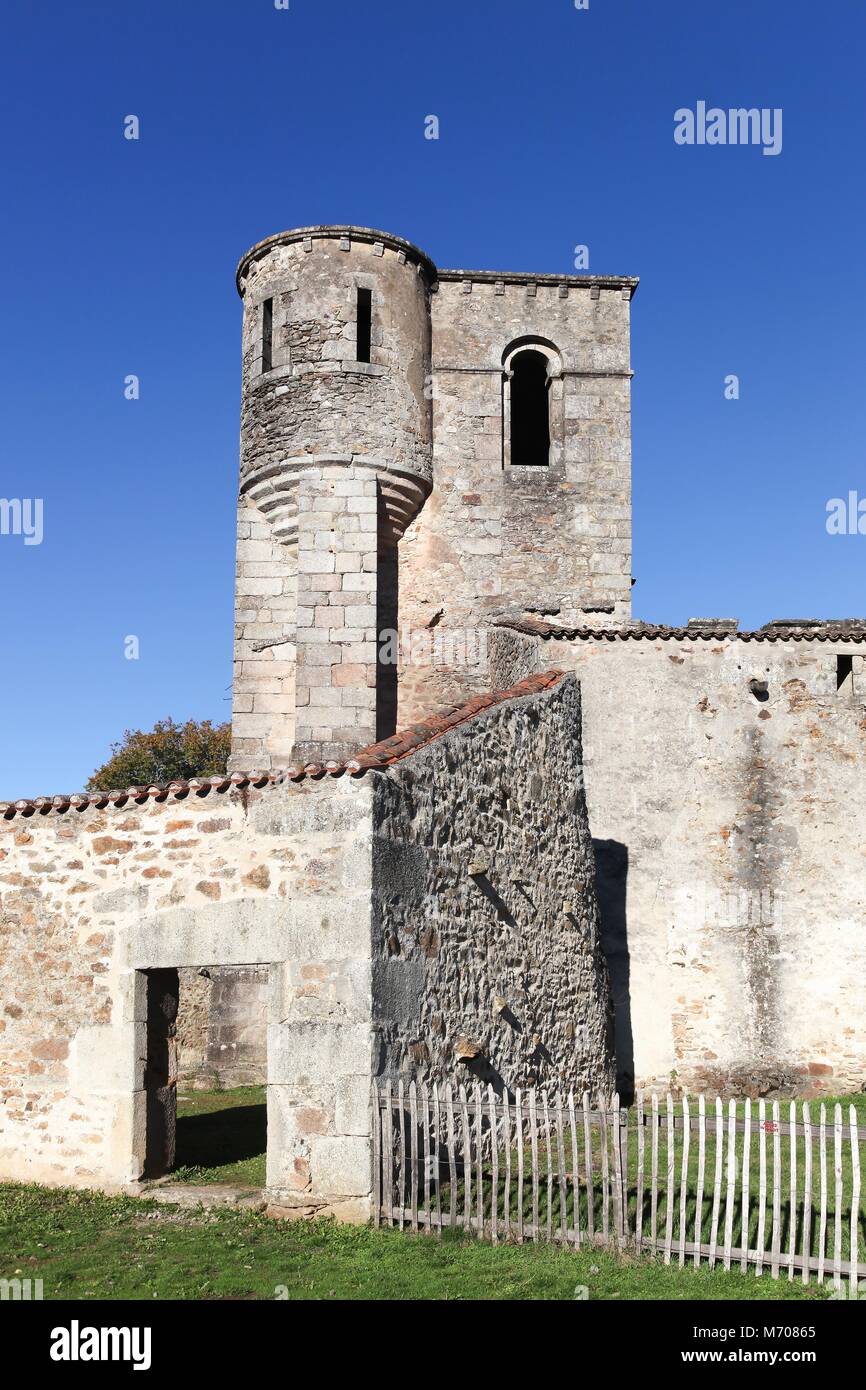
[593, 840, 633, 1103]
[143, 968, 179, 1178]
[510, 349, 550, 465]
[142, 965, 267, 1188]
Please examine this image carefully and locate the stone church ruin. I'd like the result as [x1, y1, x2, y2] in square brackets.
[1, 225, 864, 1217]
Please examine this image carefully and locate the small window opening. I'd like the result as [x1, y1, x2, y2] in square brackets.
[261, 297, 273, 374]
[748, 678, 769, 703]
[836, 654, 854, 691]
[510, 349, 550, 465]
[356, 287, 372, 363]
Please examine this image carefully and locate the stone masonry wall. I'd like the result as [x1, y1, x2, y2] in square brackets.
[237, 232, 433, 484]
[0, 775, 376, 1217]
[176, 965, 268, 1089]
[292, 465, 381, 762]
[229, 498, 297, 772]
[370, 674, 614, 1099]
[0, 675, 618, 1210]
[490, 628, 866, 1100]
[397, 275, 634, 727]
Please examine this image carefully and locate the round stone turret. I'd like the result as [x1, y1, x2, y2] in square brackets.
[237, 225, 435, 545]
[232, 227, 437, 769]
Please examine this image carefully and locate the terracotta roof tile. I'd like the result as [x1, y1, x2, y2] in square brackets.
[0, 670, 566, 820]
[496, 617, 866, 643]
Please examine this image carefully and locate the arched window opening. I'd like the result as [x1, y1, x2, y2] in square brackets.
[510, 349, 550, 465]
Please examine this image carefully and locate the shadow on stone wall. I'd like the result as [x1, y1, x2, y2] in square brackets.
[593, 839, 633, 1103]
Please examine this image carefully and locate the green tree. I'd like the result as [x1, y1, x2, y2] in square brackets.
[86, 718, 231, 791]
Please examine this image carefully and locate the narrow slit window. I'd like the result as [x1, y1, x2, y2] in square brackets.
[836, 654, 853, 691]
[510, 349, 550, 465]
[261, 297, 273, 374]
[356, 287, 372, 363]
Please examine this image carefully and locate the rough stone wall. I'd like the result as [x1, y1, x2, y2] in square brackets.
[175, 968, 211, 1081]
[0, 675, 618, 1208]
[0, 776, 376, 1218]
[237, 231, 433, 484]
[397, 275, 634, 726]
[490, 630, 866, 1099]
[370, 674, 613, 1099]
[0, 816, 116, 1184]
[176, 965, 268, 1088]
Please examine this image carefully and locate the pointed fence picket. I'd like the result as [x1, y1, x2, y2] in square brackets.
[371, 1084, 866, 1288]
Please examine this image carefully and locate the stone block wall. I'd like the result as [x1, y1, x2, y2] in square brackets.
[231, 227, 435, 771]
[0, 774, 377, 1216]
[293, 466, 381, 762]
[490, 625, 866, 1099]
[397, 272, 636, 726]
[229, 498, 297, 772]
[176, 966, 268, 1089]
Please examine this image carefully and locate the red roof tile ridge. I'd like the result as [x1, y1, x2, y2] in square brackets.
[0, 671, 567, 819]
[343, 668, 565, 772]
[495, 617, 866, 643]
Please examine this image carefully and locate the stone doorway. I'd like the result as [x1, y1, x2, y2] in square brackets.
[141, 965, 268, 1189]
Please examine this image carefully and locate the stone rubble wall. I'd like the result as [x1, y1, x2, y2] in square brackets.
[490, 629, 866, 1099]
[238, 234, 433, 485]
[370, 674, 614, 1100]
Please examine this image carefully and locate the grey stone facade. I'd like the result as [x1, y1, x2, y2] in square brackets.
[490, 622, 866, 1099]
[232, 228, 435, 767]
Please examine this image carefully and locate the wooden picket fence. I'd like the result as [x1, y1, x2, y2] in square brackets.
[372, 1081, 866, 1289]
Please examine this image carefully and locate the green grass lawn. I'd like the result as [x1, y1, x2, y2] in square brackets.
[171, 1085, 267, 1187]
[0, 1183, 835, 1301]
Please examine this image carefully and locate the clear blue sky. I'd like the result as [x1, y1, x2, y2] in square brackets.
[1, 0, 864, 797]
